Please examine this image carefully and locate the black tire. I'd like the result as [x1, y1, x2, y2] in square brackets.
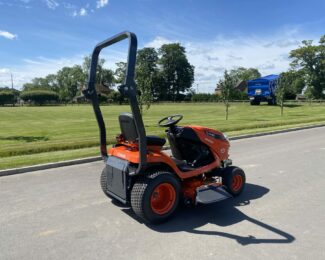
[100, 169, 110, 197]
[100, 170, 126, 206]
[131, 171, 180, 224]
[268, 98, 276, 105]
[250, 100, 260, 105]
[222, 166, 246, 196]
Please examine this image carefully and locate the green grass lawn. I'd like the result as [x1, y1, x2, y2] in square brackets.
[1, 102, 325, 169]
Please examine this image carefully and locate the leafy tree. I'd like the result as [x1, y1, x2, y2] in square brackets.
[290, 35, 325, 99]
[229, 67, 261, 81]
[228, 67, 261, 100]
[304, 86, 314, 105]
[290, 70, 306, 95]
[22, 74, 58, 92]
[136, 47, 158, 113]
[276, 72, 294, 116]
[82, 55, 113, 85]
[217, 70, 238, 120]
[114, 62, 127, 84]
[158, 43, 194, 101]
[56, 65, 85, 103]
[108, 90, 124, 104]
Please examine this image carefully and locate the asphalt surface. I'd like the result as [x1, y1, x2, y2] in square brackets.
[1, 127, 325, 260]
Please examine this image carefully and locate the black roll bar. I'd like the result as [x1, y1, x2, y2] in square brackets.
[83, 31, 147, 173]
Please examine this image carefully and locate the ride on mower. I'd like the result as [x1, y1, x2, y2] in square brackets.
[83, 32, 246, 224]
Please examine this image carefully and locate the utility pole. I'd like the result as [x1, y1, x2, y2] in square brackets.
[196, 83, 199, 93]
[10, 72, 14, 89]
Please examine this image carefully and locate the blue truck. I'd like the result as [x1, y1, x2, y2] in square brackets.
[247, 74, 279, 105]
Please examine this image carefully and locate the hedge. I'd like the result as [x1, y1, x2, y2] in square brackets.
[20, 90, 59, 105]
[0, 91, 16, 106]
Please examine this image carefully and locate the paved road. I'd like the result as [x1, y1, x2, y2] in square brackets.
[1, 127, 325, 260]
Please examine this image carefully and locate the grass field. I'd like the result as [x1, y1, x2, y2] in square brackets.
[1, 102, 325, 169]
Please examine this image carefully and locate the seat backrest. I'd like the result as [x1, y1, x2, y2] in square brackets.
[119, 113, 138, 142]
[166, 132, 183, 160]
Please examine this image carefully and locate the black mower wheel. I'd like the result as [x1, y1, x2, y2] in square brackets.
[100, 170, 126, 206]
[100, 169, 110, 197]
[131, 171, 181, 224]
[222, 166, 246, 196]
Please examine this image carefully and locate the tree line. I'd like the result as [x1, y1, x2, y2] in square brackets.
[0, 43, 194, 108]
[0, 35, 324, 109]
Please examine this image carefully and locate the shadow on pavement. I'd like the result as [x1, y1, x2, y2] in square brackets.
[123, 183, 295, 245]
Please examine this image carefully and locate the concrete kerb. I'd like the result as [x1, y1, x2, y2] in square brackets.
[1, 123, 324, 177]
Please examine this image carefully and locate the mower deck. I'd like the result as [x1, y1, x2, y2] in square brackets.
[196, 185, 232, 204]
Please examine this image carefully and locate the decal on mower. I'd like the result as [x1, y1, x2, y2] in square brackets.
[205, 131, 225, 141]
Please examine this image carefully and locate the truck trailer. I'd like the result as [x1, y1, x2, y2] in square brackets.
[247, 74, 279, 105]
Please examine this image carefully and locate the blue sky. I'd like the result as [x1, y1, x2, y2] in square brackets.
[0, 0, 324, 92]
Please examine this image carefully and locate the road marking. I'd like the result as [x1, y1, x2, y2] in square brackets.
[39, 229, 58, 237]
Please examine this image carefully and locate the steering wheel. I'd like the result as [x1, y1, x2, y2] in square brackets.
[158, 114, 183, 127]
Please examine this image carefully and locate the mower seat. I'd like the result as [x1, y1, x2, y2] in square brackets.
[119, 113, 166, 147]
[146, 135, 166, 146]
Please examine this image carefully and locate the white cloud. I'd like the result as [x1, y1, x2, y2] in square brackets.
[145, 30, 314, 93]
[1, 28, 317, 92]
[44, 0, 59, 10]
[72, 7, 88, 17]
[0, 68, 10, 74]
[0, 56, 83, 89]
[0, 30, 17, 40]
[0, 49, 128, 89]
[145, 36, 174, 48]
[96, 0, 108, 9]
[79, 8, 87, 16]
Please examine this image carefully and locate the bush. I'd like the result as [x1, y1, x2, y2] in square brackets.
[0, 91, 16, 106]
[191, 93, 220, 102]
[20, 90, 59, 105]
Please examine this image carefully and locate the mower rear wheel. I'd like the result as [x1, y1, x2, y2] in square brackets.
[100, 169, 110, 197]
[131, 171, 180, 224]
[222, 166, 246, 196]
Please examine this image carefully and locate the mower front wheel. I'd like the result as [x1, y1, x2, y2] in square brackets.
[222, 166, 246, 196]
[131, 171, 180, 224]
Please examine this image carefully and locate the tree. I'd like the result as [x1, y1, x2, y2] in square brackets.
[82, 56, 114, 98]
[276, 72, 294, 116]
[304, 86, 314, 105]
[229, 67, 261, 81]
[136, 47, 158, 113]
[22, 74, 58, 92]
[56, 65, 85, 103]
[227, 67, 261, 100]
[114, 62, 127, 84]
[290, 35, 325, 99]
[217, 70, 238, 120]
[158, 43, 194, 101]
